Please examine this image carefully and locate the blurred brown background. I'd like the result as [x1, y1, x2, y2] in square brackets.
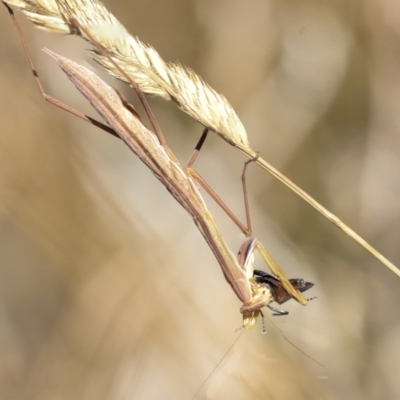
[1, 0, 400, 399]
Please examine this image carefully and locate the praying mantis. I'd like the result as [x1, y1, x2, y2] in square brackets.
[4, 0, 400, 328]
[3, 1, 316, 330]
[43, 48, 315, 328]
[3, 3, 400, 399]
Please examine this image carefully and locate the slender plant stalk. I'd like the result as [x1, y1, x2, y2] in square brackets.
[3, 0, 399, 278]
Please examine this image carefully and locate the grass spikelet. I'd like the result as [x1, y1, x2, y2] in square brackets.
[5, 0, 250, 148]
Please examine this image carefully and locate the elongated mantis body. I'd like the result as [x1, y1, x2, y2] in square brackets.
[40, 47, 312, 328]
[3, 2, 317, 330]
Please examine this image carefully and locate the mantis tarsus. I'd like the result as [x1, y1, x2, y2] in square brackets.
[4, 2, 315, 330]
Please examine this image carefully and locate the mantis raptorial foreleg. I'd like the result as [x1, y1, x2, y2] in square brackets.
[236, 237, 314, 329]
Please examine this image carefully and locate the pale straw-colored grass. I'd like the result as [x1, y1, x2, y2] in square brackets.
[5, 0, 250, 149]
[4, 0, 400, 277]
